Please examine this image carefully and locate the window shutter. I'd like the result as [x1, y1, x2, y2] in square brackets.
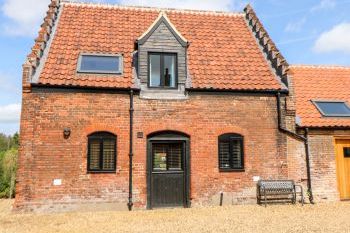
[87, 132, 117, 172]
[231, 139, 242, 169]
[168, 144, 182, 170]
[218, 133, 244, 171]
[102, 139, 115, 170]
[219, 141, 230, 169]
[89, 139, 100, 170]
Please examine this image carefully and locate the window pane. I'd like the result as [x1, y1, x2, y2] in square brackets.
[102, 139, 115, 170]
[315, 101, 350, 116]
[344, 147, 350, 158]
[150, 54, 161, 87]
[168, 144, 182, 170]
[219, 142, 230, 169]
[89, 139, 100, 170]
[80, 55, 121, 73]
[163, 55, 176, 87]
[231, 140, 242, 169]
[153, 144, 167, 171]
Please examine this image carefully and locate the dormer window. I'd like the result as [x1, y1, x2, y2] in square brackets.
[149, 53, 177, 88]
[78, 53, 123, 74]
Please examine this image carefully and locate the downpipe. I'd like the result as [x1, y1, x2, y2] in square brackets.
[276, 92, 314, 204]
[303, 128, 314, 204]
[127, 90, 134, 211]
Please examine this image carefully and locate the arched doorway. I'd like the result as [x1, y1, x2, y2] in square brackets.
[147, 131, 190, 209]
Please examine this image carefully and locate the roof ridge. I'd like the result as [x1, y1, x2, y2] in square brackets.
[61, 0, 244, 17]
[290, 64, 350, 70]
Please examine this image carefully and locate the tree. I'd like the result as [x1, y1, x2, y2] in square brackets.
[0, 133, 9, 152]
[10, 132, 19, 149]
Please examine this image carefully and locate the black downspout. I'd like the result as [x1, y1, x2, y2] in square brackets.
[276, 92, 314, 204]
[304, 128, 314, 204]
[127, 90, 134, 211]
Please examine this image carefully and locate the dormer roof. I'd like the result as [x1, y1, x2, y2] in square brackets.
[137, 11, 188, 47]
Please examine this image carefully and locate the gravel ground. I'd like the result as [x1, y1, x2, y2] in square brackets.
[1, 200, 350, 233]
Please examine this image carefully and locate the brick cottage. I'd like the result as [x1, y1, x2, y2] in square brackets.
[15, 0, 350, 211]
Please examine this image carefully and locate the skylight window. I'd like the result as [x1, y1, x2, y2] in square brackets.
[313, 101, 350, 117]
[77, 54, 123, 74]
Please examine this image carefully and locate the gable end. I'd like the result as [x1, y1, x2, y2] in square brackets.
[244, 5, 289, 88]
[137, 12, 189, 47]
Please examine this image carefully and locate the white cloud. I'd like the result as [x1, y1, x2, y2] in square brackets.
[1, 0, 105, 37]
[285, 17, 306, 32]
[119, 0, 247, 11]
[1, 0, 50, 36]
[313, 22, 350, 54]
[0, 104, 21, 123]
[310, 0, 336, 12]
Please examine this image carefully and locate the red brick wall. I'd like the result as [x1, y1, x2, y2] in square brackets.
[288, 129, 350, 202]
[286, 136, 308, 200]
[307, 130, 350, 202]
[15, 90, 290, 210]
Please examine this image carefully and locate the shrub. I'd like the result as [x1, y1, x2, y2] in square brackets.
[0, 148, 18, 198]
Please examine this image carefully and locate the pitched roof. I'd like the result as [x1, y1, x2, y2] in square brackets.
[291, 65, 350, 128]
[27, 1, 286, 91]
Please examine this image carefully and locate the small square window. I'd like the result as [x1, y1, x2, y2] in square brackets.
[88, 132, 117, 172]
[78, 54, 123, 74]
[218, 134, 244, 171]
[313, 101, 350, 117]
[152, 143, 182, 171]
[149, 53, 177, 88]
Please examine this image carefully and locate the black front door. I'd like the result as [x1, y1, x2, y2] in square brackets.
[150, 142, 185, 208]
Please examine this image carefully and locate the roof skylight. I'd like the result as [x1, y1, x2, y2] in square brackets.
[313, 101, 350, 117]
[77, 54, 123, 74]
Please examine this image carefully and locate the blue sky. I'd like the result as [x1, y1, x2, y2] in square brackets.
[0, 0, 349, 135]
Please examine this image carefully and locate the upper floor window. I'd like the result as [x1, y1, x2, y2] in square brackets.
[78, 54, 123, 74]
[218, 133, 244, 171]
[313, 101, 350, 117]
[149, 53, 177, 88]
[88, 132, 117, 172]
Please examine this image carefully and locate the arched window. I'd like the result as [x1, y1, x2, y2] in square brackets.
[218, 133, 244, 171]
[88, 132, 117, 172]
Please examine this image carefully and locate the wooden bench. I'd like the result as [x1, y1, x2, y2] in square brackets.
[256, 180, 304, 207]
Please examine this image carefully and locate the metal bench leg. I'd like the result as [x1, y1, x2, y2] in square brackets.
[300, 186, 304, 206]
[295, 185, 304, 206]
[264, 189, 267, 207]
[294, 191, 297, 204]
